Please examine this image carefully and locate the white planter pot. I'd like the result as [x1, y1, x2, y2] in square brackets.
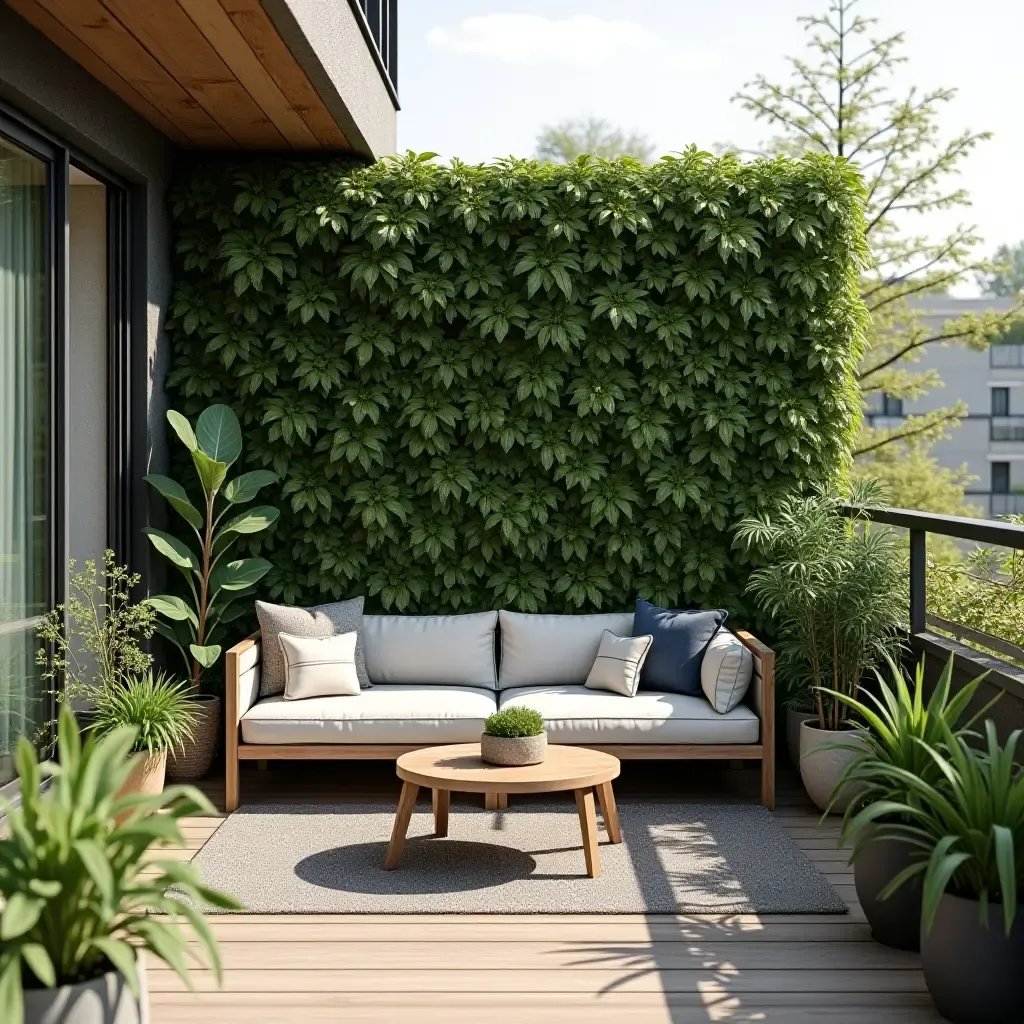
[799, 720, 869, 814]
[24, 961, 147, 1024]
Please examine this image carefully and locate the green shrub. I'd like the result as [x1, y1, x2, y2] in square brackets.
[167, 150, 867, 615]
[484, 707, 545, 738]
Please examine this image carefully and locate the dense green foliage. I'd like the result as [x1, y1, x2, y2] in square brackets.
[484, 707, 545, 738]
[167, 150, 866, 614]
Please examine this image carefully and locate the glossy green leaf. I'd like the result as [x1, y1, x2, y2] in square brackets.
[189, 644, 222, 668]
[143, 528, 199, 572]
[191, 449, 228, 496]
[210, 557, 272, 593]
[144, 474, 203, 531]
[166, 409, 197, 452]
[195, 404, 242, 465]
[218, 506, 279, 537]
[223, 470, 278, 504]
[145, 594, 197, 626]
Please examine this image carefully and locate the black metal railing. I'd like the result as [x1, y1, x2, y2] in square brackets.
[991, 416, 1024, 442]
[351, 0, 398, 97]
[842, 505, 1024, 635]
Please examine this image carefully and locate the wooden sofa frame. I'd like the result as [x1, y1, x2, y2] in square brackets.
[224, 629, 775, 812]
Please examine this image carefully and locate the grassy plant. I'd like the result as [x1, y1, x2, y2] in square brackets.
[822, 654, 996, 846]
[875, 720, 1024, 935]
[735, 481, 906, 730]
[0, 707, 240, 1023]
[91, 671, 199, 755]
[484, 708, 545, 738]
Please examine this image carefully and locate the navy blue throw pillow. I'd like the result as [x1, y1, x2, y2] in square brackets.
[634, 599, 728, 695]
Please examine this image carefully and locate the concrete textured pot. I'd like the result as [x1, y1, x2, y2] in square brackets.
[798, 720, 868, 814]
[166, 694, 220, 782]
[24, 961, 147, 1024]
[480, 731, 547, 766]
[920, 892, 1024, 1024]
[853, 830, 923, 950]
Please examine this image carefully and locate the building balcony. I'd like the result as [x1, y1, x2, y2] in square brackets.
[991, 344, 1024, 367]
[990, 416, 1024, 441]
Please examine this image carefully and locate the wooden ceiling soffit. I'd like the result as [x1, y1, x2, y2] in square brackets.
[7, 0, 352, 150]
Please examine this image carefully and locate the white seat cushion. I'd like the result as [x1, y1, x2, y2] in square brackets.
[241, 685, 498, 745]
[499, 685, 760, 745]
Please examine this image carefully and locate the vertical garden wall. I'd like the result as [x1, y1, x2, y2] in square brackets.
[166, 149, 867, 615]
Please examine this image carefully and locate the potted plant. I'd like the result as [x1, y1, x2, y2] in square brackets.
[144, 403, 279, 780]
[35, 552, 156, 739]
[825, 653, 993, 949]
[91, 670, 199, 805]
[879, 721, 1024, 1024]
[0, 707, 240, 1024]
[735, 483, 905, 812]
[481, 708, 547, 766]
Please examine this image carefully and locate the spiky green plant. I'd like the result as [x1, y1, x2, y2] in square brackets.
[0, 707, 240, 1022]
[875, 721, 1024, 935]
[91, 671, 199, 755]
[484, 707, 545, 738]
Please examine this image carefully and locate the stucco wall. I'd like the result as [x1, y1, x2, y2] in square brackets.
[0, 4, 175, 565]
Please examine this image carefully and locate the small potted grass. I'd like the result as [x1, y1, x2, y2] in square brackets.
[481, 708, 547, 766]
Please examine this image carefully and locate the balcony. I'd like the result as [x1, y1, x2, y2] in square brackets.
[991, 492, 1024, 516]
[991, 416, 1024, 441]
[991, 344, 1024, 367]
[354, 0, 398, 95]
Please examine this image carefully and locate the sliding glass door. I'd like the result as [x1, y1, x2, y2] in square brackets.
[0, 134, 51, 784]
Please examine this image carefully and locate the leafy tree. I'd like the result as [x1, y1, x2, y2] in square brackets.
[535, 117, 655, 164]
[979, 241, 1024, 297]
[734, 0, 1022, 458]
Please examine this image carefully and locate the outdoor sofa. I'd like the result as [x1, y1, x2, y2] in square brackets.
[224, 610, 775, 812]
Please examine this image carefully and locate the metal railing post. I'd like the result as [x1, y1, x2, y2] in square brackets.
[909, 528, 927, 635]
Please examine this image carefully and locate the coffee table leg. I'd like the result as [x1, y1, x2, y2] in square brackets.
[432, 787, 450, 838]
[484, 791, 507, 810]
[383, 781, 420, 869]
[575, 787, 602, 878]
[596, 781, 622, 844]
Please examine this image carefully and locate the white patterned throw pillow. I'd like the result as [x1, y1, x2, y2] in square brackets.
[584, 630, 654, 698]
[700, 630, 754, 713]
[279, 632, 361, 701]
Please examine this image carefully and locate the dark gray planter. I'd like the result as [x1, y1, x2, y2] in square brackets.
[853, 833, 922, 950]
[921, 892, 1024, 1023]
[480, 731, 547, 766]
[23, 964, 147, 1024]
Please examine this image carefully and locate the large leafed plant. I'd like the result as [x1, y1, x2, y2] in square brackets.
[166, 150, 867, 615]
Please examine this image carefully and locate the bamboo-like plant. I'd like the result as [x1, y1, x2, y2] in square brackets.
[144, 404, 279, 690]
[875, 721, 1024, 935]
[735, 482, 905, 731]
[0, 707, 240, 1022]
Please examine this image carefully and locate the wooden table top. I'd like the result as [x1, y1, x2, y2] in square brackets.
[395, 743, 621, 794]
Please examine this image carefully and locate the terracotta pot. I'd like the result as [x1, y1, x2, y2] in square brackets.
[798, 720, 869, 813]
[114, 751, 166, 825]
[480, 731, 547, 766]
[166, 694, 220, 782]
[23, 959, 147, 1024]
[920, 892, 1024, 1023]
[853, 830, 923, 950]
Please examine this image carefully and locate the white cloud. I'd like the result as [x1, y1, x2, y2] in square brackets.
[426, 14, 657, 67]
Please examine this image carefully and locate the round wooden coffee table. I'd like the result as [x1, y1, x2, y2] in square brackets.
[383, 743, 621, 877]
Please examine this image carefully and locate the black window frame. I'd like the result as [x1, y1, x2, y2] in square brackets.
[992, 462, 1011, 495]
[992, 387, 1010, 417]
[882, 393, 904, 417]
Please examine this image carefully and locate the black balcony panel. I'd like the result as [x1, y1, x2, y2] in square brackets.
[353, 0, 398, 94]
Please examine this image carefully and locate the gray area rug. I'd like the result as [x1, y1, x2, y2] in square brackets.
[189, 801, 846, 915]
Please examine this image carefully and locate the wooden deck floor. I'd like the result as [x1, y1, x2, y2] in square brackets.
[149, 760, 942, 1023]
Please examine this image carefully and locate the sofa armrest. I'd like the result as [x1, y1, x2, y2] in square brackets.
[734, 629, 775, 808]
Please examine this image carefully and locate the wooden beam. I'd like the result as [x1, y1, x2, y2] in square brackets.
[218, 0, 350, 149]
[27, 0, 233, 146]
[6, 0, 191, 145]
[176, 0, 318, 149]
[99, 0, 286, 148]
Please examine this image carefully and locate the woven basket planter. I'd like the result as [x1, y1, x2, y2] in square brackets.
[166, 694, 221, 782]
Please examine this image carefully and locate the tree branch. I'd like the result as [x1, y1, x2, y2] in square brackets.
[854, 411, 962, 456]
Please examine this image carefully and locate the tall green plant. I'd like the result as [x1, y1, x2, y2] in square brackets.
[877, 721, 1024, 935]
[0, 707, 240, 1022]
[735, 483, 905, 729]
[166, 151, 868, 614]
[145, 404, 279, 689]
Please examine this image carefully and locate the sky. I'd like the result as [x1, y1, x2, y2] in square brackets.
[397, 0, 1024, 286]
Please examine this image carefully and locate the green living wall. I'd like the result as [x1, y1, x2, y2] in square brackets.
[166, 149, 866, 615]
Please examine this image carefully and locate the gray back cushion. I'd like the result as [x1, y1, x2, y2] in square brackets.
[256, 597, 369, 697]
[362, 611, 498, 687]
[497, 610, 635, 689]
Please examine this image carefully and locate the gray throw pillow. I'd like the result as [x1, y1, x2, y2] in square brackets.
[256, 597, 369, 697]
